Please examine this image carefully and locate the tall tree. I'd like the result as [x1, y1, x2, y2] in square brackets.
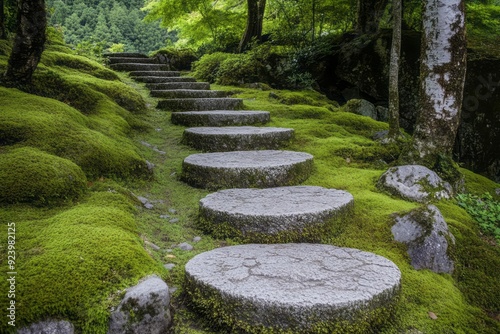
[3, 0, 46, 84]
[404, 0, 466, 167]
[387, 0, 401, 140]
[0, 0, 6, 39]
[238, 0, 266, 52]
[356, 0, 388, 33]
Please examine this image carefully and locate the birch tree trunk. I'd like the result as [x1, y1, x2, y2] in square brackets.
[3, 0, 46, 84]
[406, 0, 466, 166]
[387, 0, 401, 140]
[238, 0, 266, 53]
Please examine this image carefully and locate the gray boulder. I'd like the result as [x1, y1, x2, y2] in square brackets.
[108, 275, 171, 334]
[392, 205, 455, 273]
[377, 165, 453, 202]
[17, 320, 74, 334]
[345, 99, 377, 120]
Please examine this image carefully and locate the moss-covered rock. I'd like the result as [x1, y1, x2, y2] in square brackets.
[0, 147, 87, 205]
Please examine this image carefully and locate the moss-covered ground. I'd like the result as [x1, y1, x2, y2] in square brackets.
[0, 34, 499, 333]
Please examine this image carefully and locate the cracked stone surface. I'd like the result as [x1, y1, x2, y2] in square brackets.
[157, 98, 244, 112]
[183, 126, 294, 151]
[171, 110, 270, 127]
[200, 186, 353, 236]
[181, 150, 313, 190]
[185, 244, 401, 331]
[18, 320, 74, 334]
[377, 165, 453, 202]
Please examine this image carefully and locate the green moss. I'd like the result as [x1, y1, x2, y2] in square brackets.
[0, 39, 11, 56]
[0, 191, 161, 333]
[0, 87, 150, 179]
[0, 147, 87, 206]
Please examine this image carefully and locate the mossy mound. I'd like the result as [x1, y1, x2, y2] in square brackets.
[0, 191, 161, 333]
[0, 147, 87, 206]
[0, 87, 150, 179]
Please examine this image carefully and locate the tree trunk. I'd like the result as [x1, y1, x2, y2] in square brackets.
[356, 0, 388, 34]
[238, 0, 266, 53]
[406, 0, 466, 166]
[3, 0, 46, 84]
[387, 0, 401, 140]
[0, 0, 6, 39]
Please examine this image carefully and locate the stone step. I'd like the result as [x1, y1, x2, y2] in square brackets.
[185, 244, 401, 333]
[103, 52, 148, 58]
[151, 90, 229, 99]
[134, 76, 197, 84]
[182, 126, 294, 152]
[158, 98, 243, 112]
[110, 63, 170, 72]
[147, 82, 210, 91]
[171, 110, 270, 127]
[199, 186, 354, 242]
[181, 150, 313, 190]
[130, 71, 181, 77]
[108, 57, 157, 64]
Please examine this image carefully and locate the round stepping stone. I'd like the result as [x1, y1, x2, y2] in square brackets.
[134, 76, 197, 83]
[108, 57, 157, 64]
[183, 126, 294, 152]
[110, 63, 170, 71]
[171, 110, 270, 127]
[157, 98, 243, 111]
[130, 71, 181, 77]
[199, 186, 354, 242]
[152, 90, 229, 99]
[147, 82, 210, 90]
[181, 150, 313, 190]
[185, 243, 401, 333]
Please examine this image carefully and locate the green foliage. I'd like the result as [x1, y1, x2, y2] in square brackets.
[151, 47, 198, 71]
[0, 147, 87, 206]
[466, 3, 500, 55]
[456, 192, 500, 243]
[192, 52, 232, 83]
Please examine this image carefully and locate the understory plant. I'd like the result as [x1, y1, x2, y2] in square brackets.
[456, 192, 500, 243]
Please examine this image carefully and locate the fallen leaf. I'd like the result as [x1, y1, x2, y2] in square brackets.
[428, 311, 438, 320]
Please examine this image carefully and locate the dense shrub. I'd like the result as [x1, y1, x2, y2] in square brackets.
[152, 47, 198, 70]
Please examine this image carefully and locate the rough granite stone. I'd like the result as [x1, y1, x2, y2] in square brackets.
[129, 71, 181, 77]
[134, 76, 196, 83]
[392, 205, 455, 273]
[345, 99, 377, 120]
[181, 150, 314, 190]
[183, 126, 294, 152]
[185, 244, 401, 332]
[199, 186, 354, 238]
[178, 242, 193, 251]
[151, 89, 229, 99]
[146, 82, 210, 91]
[110, 63, 170, 72]
[108, 57, 157, 64]
[18, 320, 74, 334]
[377, 165, 453, 202]
[157, 98, 244, 112]
[171, 110, 270, 127]
[108, 275, 171, 334]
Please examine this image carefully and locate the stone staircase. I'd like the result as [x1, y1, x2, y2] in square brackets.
[106, 53, 401, 333]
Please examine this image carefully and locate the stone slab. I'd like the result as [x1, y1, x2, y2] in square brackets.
[130, 71, 181, 77]
[171, 110, 270, 127]
[104, 52, 148, 58]
[185, 243, 401, 333]
[147, 82, 210, 90]
[151, 90, 229, 99]
[199, 186, 354, 240]
[108, 57, 157, 64]
[110, 63, 170, 72]
[157, 98, 243, 112]
[183, 126, 294, 151]
[134, 76, 197, 83]
[181, 150, 313, 190]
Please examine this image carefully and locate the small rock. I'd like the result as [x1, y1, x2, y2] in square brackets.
[178, 242, 193, 251]
[146, 160, 155, 171]
[169, 286, 178, 294]
[345, 99, 377, 120]
[159, 214, 171, 219]
[376, 106, 389, 122]
[163, 263, 175, 270]
[18, 320, 74, 334]
[108, 275, 171, 334]
[165, 249, 173, 253]
[145, 241, 161, 251]
[373, 130, 389, 141]
[169, 218, 179, 224]
[193, 236, 202, 243]
[140, 141, 153, 148]
[392, 205, 455, 273]
[168, 208, 177, 214]
[136, 196, 149, 205]
[144, 203, 154, 210]
[428, 311, 438, 320]
[153, 147, 166, 155]
[377, 165, 453, 202]
[155, 128, 162, 132]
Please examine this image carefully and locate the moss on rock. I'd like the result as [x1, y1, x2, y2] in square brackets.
[0, 147, 87, 205]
